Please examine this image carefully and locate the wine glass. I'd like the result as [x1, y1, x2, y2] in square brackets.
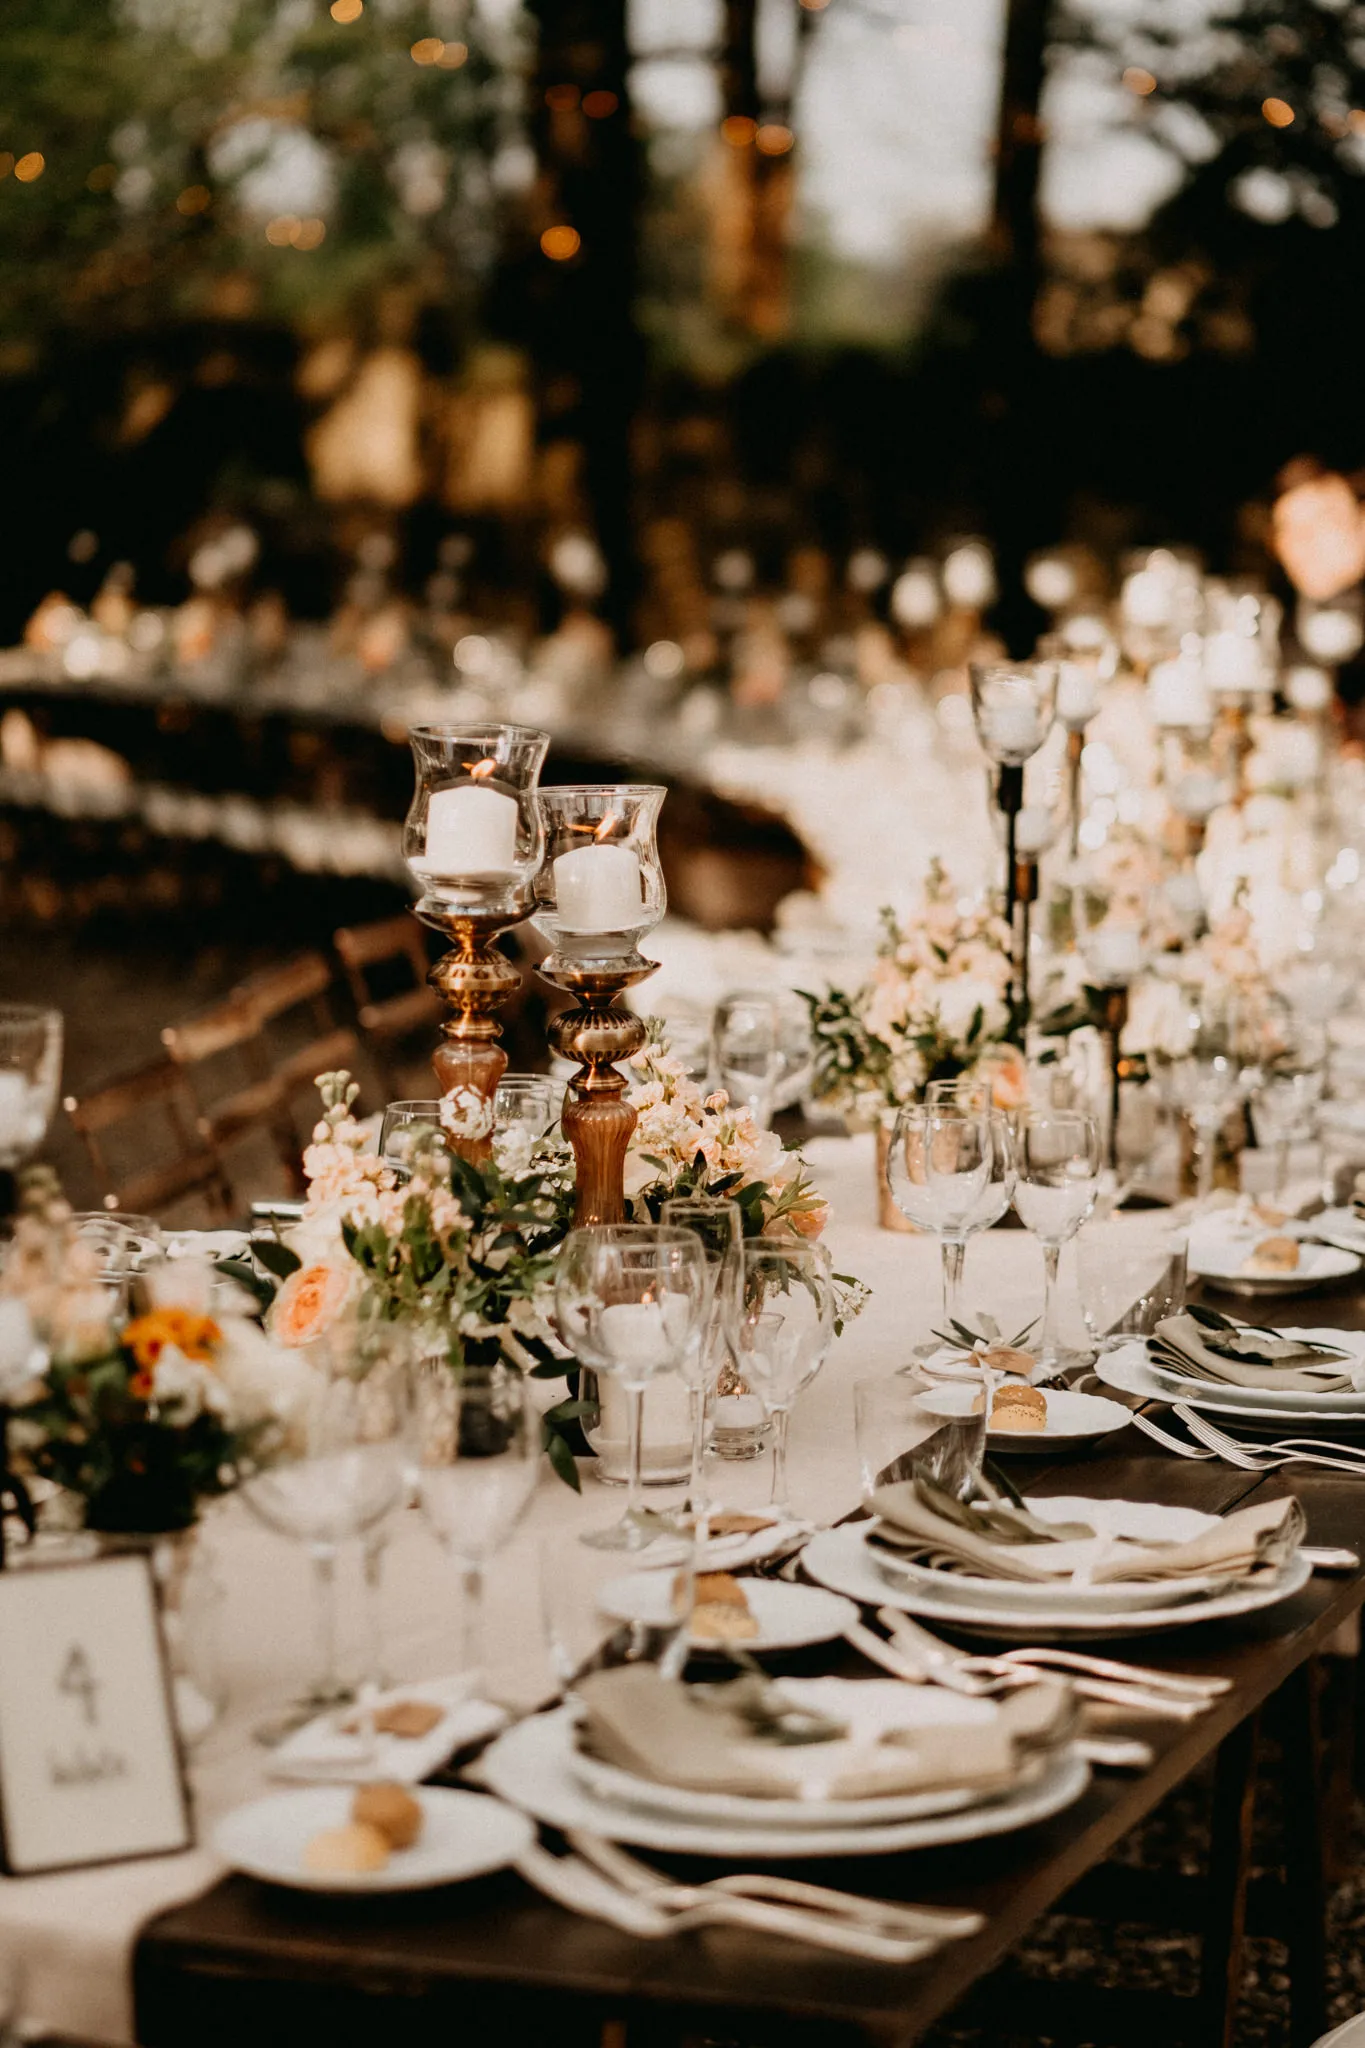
[715, 988, 814, 1111]
[240, 1314, 414, 1730]
[722, 1241, 834, 1518]
[1077, 1220, 1187, 1351]
[1012, 1110, 1102, 1377]
[660, 1195, 743, 1516]
[885, 1104, 995, 1325]
[378, 1100, 445, 1175]
[556, 1226, 708, 1551]
[411, 1363, 540, 1689]
[1152, 997, 1251, 1210]
[1251, 1023, 1327, 1205]
[493, 1074, 561, 1135]
[712, 996, 783, 1126]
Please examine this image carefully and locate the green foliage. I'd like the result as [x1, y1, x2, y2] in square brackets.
[0, 0, 523, 354]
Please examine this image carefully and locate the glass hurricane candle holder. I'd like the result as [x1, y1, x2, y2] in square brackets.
[0, 1005, 62, 1214]
[978, 723, 1062, 1030]
[404, 724, 549, 1161]
[534, 786, 667, 1225]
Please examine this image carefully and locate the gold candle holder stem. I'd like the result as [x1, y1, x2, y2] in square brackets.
[540, 954, 657, 1226]
[418, 901, 529, 1165]
[1092, 982, 1131, 1175]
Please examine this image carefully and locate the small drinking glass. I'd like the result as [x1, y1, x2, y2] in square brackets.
[712, 995, 783, 1126]
[379, 1100, 445, 1174]
[241, 1315, 414, 1729]
[557, 1226, 708, 1551]
[723, 1241, 835, 1518]
[1077, 1221, 1187, 1351]
[886, 1104, 995, 1323]
[716, 987, 815, 1111]
[854, 1373, 987, 1503]
[1012, 1110, 1102, 1375]
[660, 1195, 743, 1514]
[412, 1364, 541, 1689]
[70, 1212, 162, 1315]
[494, 1074, 561, 1135]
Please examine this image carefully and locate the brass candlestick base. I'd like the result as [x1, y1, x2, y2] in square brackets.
[540, 951, 659, 1226]
[1092, 982, 1131, 1174]
[416, 893, 532, 1164]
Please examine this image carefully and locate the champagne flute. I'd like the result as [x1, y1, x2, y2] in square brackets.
[1012, 1110, 1102, 1376]
[1151, 995, 1251, 1210]
[885, 1104, 994, 1323]
[660, 1195, 743, 1517]
[556, 1226, 708, 1551]
[411, 1364, 540, 1689]
[722, 1241, 834, 1518]
[1251, 1022, 1326, 1205]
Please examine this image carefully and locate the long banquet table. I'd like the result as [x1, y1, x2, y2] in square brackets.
[7, 1135, 1365, 2048]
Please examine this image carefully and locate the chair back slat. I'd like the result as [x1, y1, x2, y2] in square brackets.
[63, 1062, 235, 1221]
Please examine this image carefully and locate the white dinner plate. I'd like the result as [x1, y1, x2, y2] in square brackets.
[801, 1523, 1311, 1642]
[1299, 1208, 1365, 1257]
[598, 1573, 857, 1652]
[1189, 1238, 1359, 1296]
[988, 1389, 1133, 1453]
[213, 1785, 534, 1893]
[480, 1705, 1090, 1860]
[870, 1494, 1229, 1612]
[567, 1679, 1005, 1828]
[627, 1515, 810, 1575]
[1098, 1341, 1365, 1422]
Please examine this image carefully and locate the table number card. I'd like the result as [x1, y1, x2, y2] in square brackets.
[0, 1554, 193, 1874]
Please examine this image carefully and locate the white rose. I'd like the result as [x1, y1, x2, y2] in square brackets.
[0, 1299, 44, 1404]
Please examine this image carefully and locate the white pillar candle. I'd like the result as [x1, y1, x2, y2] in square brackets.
[595, 1373, 693, 1476]
[0, 1071, 30, 1145]
[1202, 630, 1260, 696]
[1014, 805, 1053, 855]
[1148, 658, 1211, 729]
[1025, 556, 1078, 610]
[984, 702, 1043, 757]
[424, 783, 519, 875]
[1085, 928, 1144, 984]
[1286, 665, 1333, 714]
[1121, 570, 1171, 629]
[599, 1299, 673, 1372]
[1055, 665, 1100, 726]
[554, 842, 643, 932]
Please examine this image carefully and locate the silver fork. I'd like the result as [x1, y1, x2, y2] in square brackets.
[565, 1830, 985, 1942]
[874, 1610, 1215, 1719]
[1174, 1402, 1365, 1474]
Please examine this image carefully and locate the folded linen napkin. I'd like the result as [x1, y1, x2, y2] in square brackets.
[269, 1676, 507, 1784]
[574, 1665, 1071, 1802]
[868, 1476, 1305, 1587]
[1148, 1311, 1356, 1394]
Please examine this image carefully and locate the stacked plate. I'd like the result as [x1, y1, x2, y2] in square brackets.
[478, 1698, 1090, 1860]
[1098, 1331, 1365, 1442]
[801, 1515, 1311, 1643]
[1188, 1219, 1359, 1296]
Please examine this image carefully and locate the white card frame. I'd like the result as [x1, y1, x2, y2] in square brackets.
[0, 1552, 193, 1875]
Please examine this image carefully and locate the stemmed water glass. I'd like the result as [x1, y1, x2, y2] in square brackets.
[712, 996, 783, 1126]
[722, 1241, 835, 1518]
[1251, 1022, 1327, 1205]
[885, 1103, 997, 1324]
[1152, 997, 1252, 1210]
[660, 1195, 743, 1517]
[556, 1225, 708, 1551]
[411, 1363, 540, 1689]
[240, 1314, 414, 1731]
[1011, 1110, 1102, 1377]
[493, 1074, 562, 1135]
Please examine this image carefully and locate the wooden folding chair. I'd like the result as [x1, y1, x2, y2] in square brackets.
[161, 992, 300, 1186]
[233, 951, 362, 1126]
[333, 914, 441, 1096]
[63, 1062, 236, 1221]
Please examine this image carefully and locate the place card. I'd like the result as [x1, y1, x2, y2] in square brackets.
[0, 1553, 193, 1874]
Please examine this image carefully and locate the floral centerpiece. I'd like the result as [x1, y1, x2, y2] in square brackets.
[270, 1058, 864, 1486]
[803, 865, 1020, 1126]
[2, 1170, 309, 1534]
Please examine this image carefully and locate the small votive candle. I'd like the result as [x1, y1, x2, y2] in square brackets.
[1055, 665, 1101, 726]
[1148, 658, 1211, 729]
[554, 842, 643, 932]
[1085, 927, 1144, 985]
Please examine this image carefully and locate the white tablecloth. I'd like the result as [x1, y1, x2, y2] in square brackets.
[0, 1135, 1070, 2045]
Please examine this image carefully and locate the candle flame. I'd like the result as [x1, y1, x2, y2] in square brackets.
[463, 758, 496, 780]
[594, 812, 620, 841]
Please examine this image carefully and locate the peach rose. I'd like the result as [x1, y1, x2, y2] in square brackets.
[270, 1262, 356, 1349]
[787, 1201, 828, 1239]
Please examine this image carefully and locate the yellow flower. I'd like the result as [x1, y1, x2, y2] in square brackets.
[124, 1307, 221, 1374]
